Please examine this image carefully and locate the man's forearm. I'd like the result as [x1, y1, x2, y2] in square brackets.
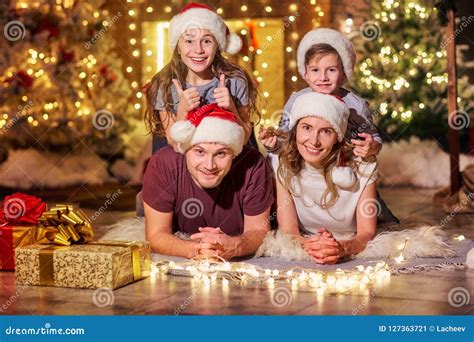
[147, 232, 196, 259]
[232, 229, 268, 258]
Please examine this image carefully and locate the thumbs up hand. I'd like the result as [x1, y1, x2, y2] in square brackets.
[213, 74, 232, 109]
[172, 78, 200, 112]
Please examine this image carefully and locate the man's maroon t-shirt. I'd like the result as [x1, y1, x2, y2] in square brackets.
[142, 146, 274, 236]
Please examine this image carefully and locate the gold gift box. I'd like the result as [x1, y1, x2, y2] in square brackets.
[15, 240, 151, 290]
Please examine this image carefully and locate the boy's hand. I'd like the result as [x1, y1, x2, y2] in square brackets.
[258, 126, 278, 151]
[172, 79, 200, 112]
[351, 133, 382, 157]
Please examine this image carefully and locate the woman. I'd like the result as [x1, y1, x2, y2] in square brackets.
[270, 92, 378, 264]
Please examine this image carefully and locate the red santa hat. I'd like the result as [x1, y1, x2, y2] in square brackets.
[170, 103, 245, 155]
[168, 3, 242, 55]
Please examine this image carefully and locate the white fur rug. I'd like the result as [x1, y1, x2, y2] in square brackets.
[99, 218, 473, 273]
[255, 226, 455, 261]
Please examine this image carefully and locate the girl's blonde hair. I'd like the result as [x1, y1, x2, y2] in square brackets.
[145, 41, 261, 136]
[277, 121, 356, 209]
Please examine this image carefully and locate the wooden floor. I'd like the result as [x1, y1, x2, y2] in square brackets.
[1, 187, 473, 315]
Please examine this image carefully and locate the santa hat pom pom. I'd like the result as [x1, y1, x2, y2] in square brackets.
[170, 120, 195, 144]
[467, 248, 474, 269]
[225, 33, 242, 55]
[332, 166, 357, 188]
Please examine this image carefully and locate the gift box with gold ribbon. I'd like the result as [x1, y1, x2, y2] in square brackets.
[15, 240, 151, 290]
[0, 193, 46, 271]
[14, 204, 151, 289]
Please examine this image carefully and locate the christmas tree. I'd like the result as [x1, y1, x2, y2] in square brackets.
[0, 0, 136, 157]
[347, 0, 474, 148]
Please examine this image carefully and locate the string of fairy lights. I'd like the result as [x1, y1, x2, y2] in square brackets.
[1, 0, 326, 130]
[148, 234, 466, 293]
[2, 0, 455, 131]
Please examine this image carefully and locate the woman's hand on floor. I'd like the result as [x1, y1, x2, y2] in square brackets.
[304, 228, 344, 264]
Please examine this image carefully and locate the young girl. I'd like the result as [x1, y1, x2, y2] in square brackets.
[270, 92, 378, 264]
[145, 2, 260, 152]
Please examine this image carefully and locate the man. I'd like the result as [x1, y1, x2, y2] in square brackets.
[142, 103, 274, 259]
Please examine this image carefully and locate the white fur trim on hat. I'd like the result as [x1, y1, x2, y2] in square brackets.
[289, 92, 350, 142]
[297, 28, 356, 82]
[225, 32, 243, 55]
[169, 120, 196, 153]
[168, 7, 241, 55]
[171, 117, 245, 155]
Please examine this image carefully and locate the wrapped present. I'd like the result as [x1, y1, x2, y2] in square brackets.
[15, 240, 151, 290]
[15, 203, 151, 289]
[0, 226, 36, 270]
[0, 193, 46, 271]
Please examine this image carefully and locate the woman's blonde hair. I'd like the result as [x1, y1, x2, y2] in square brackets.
[277, 120, 356, 209]
[145, 39, 261, 136]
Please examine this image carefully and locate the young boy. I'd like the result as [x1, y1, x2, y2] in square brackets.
[260, 28, 399, 224]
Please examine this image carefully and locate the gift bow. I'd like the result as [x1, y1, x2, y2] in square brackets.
[36, 204, 94, 246]
[0, 193, 47, 227]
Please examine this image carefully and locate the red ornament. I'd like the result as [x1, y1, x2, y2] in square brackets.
[60, 47, 75, 63]
[99, 65, 117, 83]
[99, 65, 108, 75]
[35, 17, 60, 39]
[5, 70, 34, 89]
